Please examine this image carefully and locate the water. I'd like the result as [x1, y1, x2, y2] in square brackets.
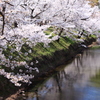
[24, 49, 100, 100]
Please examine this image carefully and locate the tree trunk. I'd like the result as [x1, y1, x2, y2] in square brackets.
[57, 28, 64, 42]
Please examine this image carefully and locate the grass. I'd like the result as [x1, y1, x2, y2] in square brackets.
[44, 26, 56, 38]
[31, 37, 74, 57]
[2, 30, 96, 63]
[1, 36, 75, 71]
[0, 36, 75, 75]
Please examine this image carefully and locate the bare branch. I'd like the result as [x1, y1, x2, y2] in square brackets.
[31, 5, 50, 19]
[0, 11, 5, 35]
[81, 17, 90, 20]
[4, 1, 14, 6]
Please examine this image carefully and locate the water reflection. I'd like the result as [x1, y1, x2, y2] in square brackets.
[26, 49, 100, 100]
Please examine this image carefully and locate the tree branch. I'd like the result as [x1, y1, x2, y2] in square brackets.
[0, 11, 5, 35]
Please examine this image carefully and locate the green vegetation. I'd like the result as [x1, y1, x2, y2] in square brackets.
[91, 71, 100, 87]
[88, 34, 97, 38]
[90, 45, 100, 49]
[0, 36, 75, 74]
[2, 36, 75, 62]
[0, 25, 96, 75]
[44, 26, 56, 38]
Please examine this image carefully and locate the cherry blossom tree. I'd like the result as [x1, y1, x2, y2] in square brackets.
[0, 0, 100, 86]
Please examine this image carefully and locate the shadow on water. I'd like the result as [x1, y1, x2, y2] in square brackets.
[19, 49, 100, 100]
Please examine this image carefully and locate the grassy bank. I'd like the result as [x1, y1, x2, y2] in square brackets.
[0, 35, 76, 97]
[0, 33, 96, 98]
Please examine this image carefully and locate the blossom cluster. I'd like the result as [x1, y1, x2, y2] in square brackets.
[0, 69, 34, 86]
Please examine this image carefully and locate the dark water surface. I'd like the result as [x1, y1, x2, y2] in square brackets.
[24, 49, 100, 100]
